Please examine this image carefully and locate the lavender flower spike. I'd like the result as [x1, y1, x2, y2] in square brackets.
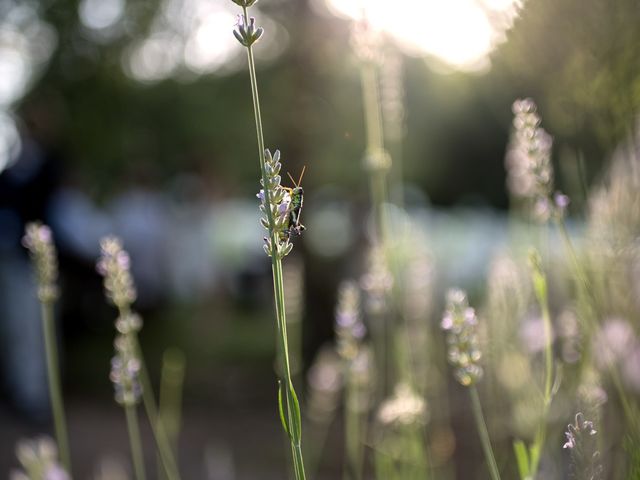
[23, 222, 59, 303]
[257, 149, 294, 258]
[441, 289, 483, 386]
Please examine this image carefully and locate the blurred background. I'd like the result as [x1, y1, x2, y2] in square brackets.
[1, 0, 640, 477]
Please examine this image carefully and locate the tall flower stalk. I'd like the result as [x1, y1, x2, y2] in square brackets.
[507, 98, 636, 428]
[352, 17, 391, 246]
[441, 289, 501, 480]
[335, 280, 368, 480]
[98, 237, 181, 480]
[513, 250, 556, 480]
[230, 2, 306, 478]
[23, 223, 71, 473]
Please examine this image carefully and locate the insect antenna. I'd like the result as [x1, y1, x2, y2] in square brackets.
[286, 166, 307, 187]
[297, 165, 306, 187]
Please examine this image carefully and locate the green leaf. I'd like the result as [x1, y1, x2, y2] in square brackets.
[277, 381, 291, 438]
[287, 381, 303, 444]
[513, 439, 531, 480]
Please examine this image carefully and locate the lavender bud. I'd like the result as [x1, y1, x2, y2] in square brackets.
[23, 222, 59, 303]
[233, 15, 264, 47]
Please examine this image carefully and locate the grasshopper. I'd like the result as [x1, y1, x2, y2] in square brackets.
[283, 166, 306, 240]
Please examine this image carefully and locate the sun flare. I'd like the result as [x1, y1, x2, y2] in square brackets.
[324, 0, 519, 71]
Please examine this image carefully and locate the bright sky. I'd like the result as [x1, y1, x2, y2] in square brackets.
[323, 0, 520, 71]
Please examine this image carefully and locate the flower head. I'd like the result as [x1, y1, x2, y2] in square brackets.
[233, 14, 263, 47]
[11, 437, 70, 480]
[441, 289, 483, 386]
[97, 236, 136, 310]
[506, 98, 568, 222]
[377, 383, 427, 427]
[257, 149, 296, 258]
[23, 222, 59, 303]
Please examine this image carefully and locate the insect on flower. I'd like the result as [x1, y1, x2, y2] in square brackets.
[282, 166, 306, 240]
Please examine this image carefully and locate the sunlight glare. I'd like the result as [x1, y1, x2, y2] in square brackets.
[324, 0, 518, 71]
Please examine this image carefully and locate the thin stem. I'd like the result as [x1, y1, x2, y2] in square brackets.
[116, 303, 180, 480]
[132, 335, 182, 480]
[528, 264, 553, 477]
[41, 301, 71, 472]
[344, 366, 364, 480]
[360, 61, 390, 245]
[125, 404, 147, 480]
[273, 258, 307, 479]
[158, 349, 185, 479]
[469, 386, 501, 480]
[240, 6, 307, 478]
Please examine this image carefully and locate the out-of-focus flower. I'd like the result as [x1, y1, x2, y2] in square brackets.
[380, 51, 406, 143]
[347, 347, 374, 415]
[11, 437, 70, 480]
[377, 383, 427, 427]
[592, 317, 636, 369]
[23, 222, 59, 303]
[506, 98, 568, 222]
[350, 16, 382, 64]
[558, 309, 581, 364]
[622, 346, 640, 393]
[306, 345, 343, 423]
[519, 314, 553, 354]
[441, 289, 483, 386]
[97, 236, 136, 310]
[335, 280, 366, 361]
[110, 334, 142, 406]
[360, 245, 393, 316]
[577, 374, 608, 414]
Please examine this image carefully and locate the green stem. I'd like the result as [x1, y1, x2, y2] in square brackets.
[360, 61, 390, 246]
[41, 301, 71, 472]
[158, 349, 185, 479]
[344, 365, 364, 480]
[469, 386, 501, 480]
[116, 304, 180, 480]
[240, 9, 307, 476]
[132, 335, 182, 480]
[273, 257, 307, 479]
[125, 404, 147, 480]
[528, 263, 553, 478]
